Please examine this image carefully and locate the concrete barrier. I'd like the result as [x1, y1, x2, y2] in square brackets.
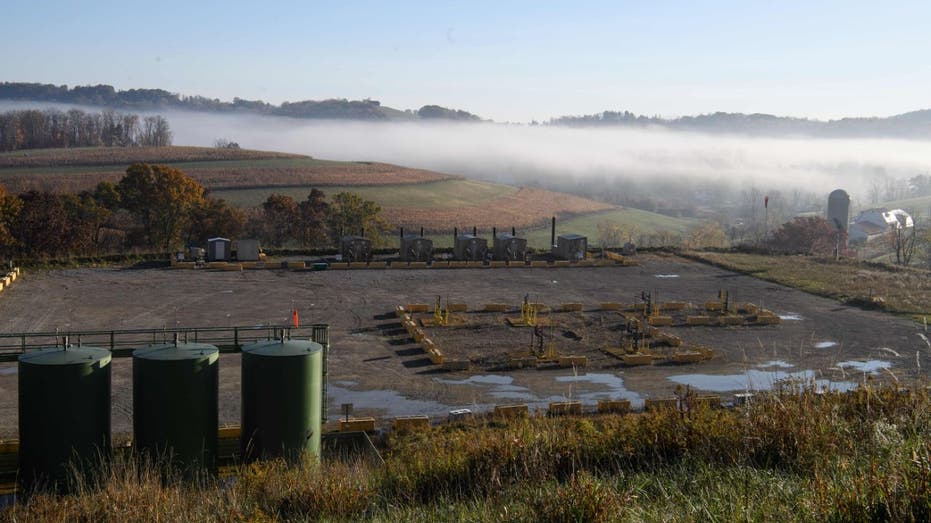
[493, 404, 529, 420]
[392, 415, 431, 432]
[558, 355, 588, 368]
[283, 261, 305, 269]
[704, 301, 723, 312]
[686, 316, 714, 326]
[558, 303, 584, 312]
[408, 261, 428, 269]
[553, 260, 571, 268]
[661, 301, 687, 311]
[647, 316, 673, 326]
[576, 259, 595, 267]
[597, 399, 631, 414]
[172, 262, 196, 270]
[207, 261, 228, 269]
[328, 262, 350, 270]
[623, 354, 653, 366]
[406, 304, 430, 313]
[447, 261, 468, 268]
[222, 264, 243, 271]
[339, 418, 376, 432]
[548, 401, 582, 416]
[447, 303, 468, 312]
[530, 260, 549, 268]
[672, 351, 705, 363]
[488, 261, 508, 268]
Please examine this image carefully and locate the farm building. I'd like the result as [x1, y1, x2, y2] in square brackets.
[848, 209, 913, 243]
[340, 236, 373, 262]
[492, 233, 527, 261]
[234, 239, 262, 261]
[552, 234, 587, 261]
[400, 234, 433, 262]
[453, 234, 487, 261]
[207, 237, 231, 262]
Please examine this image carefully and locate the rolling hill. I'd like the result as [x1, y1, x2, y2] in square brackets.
[0, 146, 696, 248]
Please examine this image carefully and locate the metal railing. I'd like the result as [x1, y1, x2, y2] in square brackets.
[0, 324, 328, 360]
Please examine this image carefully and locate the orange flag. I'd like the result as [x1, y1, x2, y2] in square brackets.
[292, 308, 299, 328]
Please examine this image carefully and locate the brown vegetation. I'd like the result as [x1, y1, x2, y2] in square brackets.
[382, 187, 614, 232]
[0, 146, 301, 168]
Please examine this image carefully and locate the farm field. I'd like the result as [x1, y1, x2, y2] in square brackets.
[0, 146, 695, 241]
[0, 253, 922, 438]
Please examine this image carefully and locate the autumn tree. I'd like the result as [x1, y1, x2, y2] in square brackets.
[187, 197, 245, 246]
[261, 194, 300, 247]
[298, 189, 330, 247]
[117, 163, 206, 250]
[0, 185, 21, 255]
[327, 191, 390, 246]
[767, 217, 838, 255]
[685, 222, 728, 249]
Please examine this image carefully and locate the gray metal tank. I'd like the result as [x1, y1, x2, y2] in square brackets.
[241, 338, 323, 463]
[132, 340, 219, 476]
[18, 344, 111, 493]
[827, 189, 850, 236]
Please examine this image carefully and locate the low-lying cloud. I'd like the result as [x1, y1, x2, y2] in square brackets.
[5, 101, 931, 204]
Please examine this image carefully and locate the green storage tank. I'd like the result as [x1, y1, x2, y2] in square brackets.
[241, 338, 323, 463]
[133, 341, 218, 476]
[18, 344, 111, 493]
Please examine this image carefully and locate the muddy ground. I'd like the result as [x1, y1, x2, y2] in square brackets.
[0, 253, 926, 437]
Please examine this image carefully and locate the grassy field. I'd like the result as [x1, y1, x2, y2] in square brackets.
[686, 250, 931, 317]
[212, 178, 516, 208]
[6, 385, 930, 521]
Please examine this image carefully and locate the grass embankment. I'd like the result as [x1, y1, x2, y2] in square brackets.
[6, 386, 930, 522]
[687, 251, 931, 318]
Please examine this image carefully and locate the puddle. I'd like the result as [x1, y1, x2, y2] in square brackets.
[778, 312, 803, 321]
[654, 274, 679, 278]
[668, 369, 857, 393]
[328, 384, 453, 417]
[436, 372, 644, 410]
[758, 360, 794, 369]
[814, 341, 838, 349]
[837, 360, 891, 374]
[0, 367, 17, 376]
[555, 373, 644, 407]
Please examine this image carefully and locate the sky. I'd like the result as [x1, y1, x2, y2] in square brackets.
[2, 1, 930, 122]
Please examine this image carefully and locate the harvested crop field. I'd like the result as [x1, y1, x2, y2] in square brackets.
[0, 253, 925, 438]
[381, 186, 615, 232]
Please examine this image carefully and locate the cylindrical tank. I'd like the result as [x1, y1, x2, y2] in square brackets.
[132, 341, 218, 476]
[18, 344, 111, 493]
[241, 338, 323, 463]
[827, 189, 850, 234]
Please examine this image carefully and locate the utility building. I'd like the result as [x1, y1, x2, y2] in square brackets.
[453, 234, 487, 261]
[400, 234, 433, 262]
[207, 237, 231, 262]
[340, 236, 372, 262]
[235, 239, 262, 261]
[552, 234, 587, 261]
[492, 233, 527, 262]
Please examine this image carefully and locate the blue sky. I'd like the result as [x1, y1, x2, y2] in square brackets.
[2, 1, 929, 122]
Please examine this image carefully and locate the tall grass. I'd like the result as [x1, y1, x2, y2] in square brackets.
[4, 385, 930, 522]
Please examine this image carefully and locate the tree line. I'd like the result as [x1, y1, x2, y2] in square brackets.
[0, 82, 485, 122]
[0, 163, 387, 260]
[0, 109, 172, 152]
